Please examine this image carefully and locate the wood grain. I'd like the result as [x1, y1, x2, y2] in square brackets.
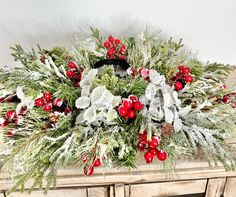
[205, 178, 226, 197]
[223, 177, 236, 197]
[130, 180, 207, 197]
[1, 165, 236, 191]
[7, 189, 87, 197]
[114, 184, 125, 197]
[87, 187, 108, 197]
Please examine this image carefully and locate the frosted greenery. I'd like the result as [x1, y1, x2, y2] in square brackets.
[0, 27, 235, 194]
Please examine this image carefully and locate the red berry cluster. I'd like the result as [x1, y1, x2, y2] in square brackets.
[82, 156, 101, 176]
[127, 67, 150, 80]
[171, 65, 193, 91]
[66, 60, 82, 87]
[137, 131, 167, 163]
[117, 95, 144, 119]
[103, 36, 126, 59]
[0, 110, 17, 128]
[0, 107, 28, 137]
[222, 92, 236, 108]
[34, 92, 64, 112]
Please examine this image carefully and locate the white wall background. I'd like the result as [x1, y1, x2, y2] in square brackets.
[0, 0, 236, 68]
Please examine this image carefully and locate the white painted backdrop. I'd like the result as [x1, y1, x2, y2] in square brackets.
[0, 0, 236, 68]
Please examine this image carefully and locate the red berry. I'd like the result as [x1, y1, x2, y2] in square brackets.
[176, 72, 184, 79]
[84, 166, 94, 176]
[137, 141, 146, 151]
[144, 151, 154, 163]
[139, 131, 147, 142]
[118, 106, 128, 117]
[127, 109, 136, 119]
[178, 65, 185, 71]
[138, 67, 143, 76]
[43, 92, 52, 102]
[119, 55, 126, 60]
[6, 110, 16, 119]
[53, 98, 63, 107]
[223, 96, 230, 104]
[108, 36, 115, 43]
[104, 41, 110, 48]
[185, 75, 193, 83]
[128, 95, 138, 101]
[5, 119, 10, 126]
[82, 155, 89, 163]
[73, 73, 82, 81]
[231, 102, 236, 108]
[149, 148, 158, 156]
[43, 103, 52, 112]
[66, 70, 75, 78]
[220, 84, 227, 89]
[7, 129, 16, 137]
[73, 81, 80, 87]
[120, 45, 126, 53]
[182, 67, 190, 74]
[148, 137, 159, 148]
[19, 107, 27, 116]
[133, 100, 144, 111]
[157, 150, 167, 161]
[138, 68, 149, 79]
[0, 98, 5, 103]
[107, 49, 115, 57]
[175, 81, 183, 91]
[122, 99, 133, 110]
[64, 107, 72, 114]
[127, 67, 136, 76]
[68, 61, 78, 69]
[35, 97, 44, 107]
[170, 75, 176, 81]
[93, 158, 101, 167]
[115, 39, 120, 45]
[6, 97, 14, 102]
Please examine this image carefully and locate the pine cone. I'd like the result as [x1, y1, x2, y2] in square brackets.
[40, 55, 46, 64]
[49, 113, 60, 123]
[161, 123, 174, 137]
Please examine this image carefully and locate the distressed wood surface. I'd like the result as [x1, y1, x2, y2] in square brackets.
[87, 187, 109, 197]
[2, 158, 236, 191]
[223, 177, 236, 197]
[7, 189, 87, 197]
[130, 180, 207, 197]
[205, 178, 226, 197]
[114, 184, 125, 197]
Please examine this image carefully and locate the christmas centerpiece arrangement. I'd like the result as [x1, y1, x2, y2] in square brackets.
[0, 28, 236, 193]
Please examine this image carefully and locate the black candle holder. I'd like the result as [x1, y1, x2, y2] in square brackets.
[94, 59, 130, 69]
[93, 59, 130, 77]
